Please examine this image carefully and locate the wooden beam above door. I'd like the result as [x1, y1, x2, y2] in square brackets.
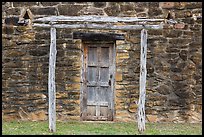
[73, 32, 125, 41]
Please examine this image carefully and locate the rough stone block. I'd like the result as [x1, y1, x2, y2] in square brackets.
[116, 53, 129, 59]
[169, 38, 192, 45]
[148, 8, 163, 17]
[56, 92, 67, 99]
[148, 29, 163, 36]
[13, 2, 37, 7]
[190, 24, 202, 31]
[190, 53, 202, 65]
[66, 83, 81, 91]
[41, 2, 60, 6]
[146, 115, 158, 122]
[79, 7, 104, 15]
[93, 2, 106, 8]
[174, 2, 186, 9]
[58, 4, 86, 16]
[104, 3, 120, 16]
[185, 2, 202, 9]
[179, 50, 188, 61]
[4, 7, 21, 15]
[182, 18, 195, 24]
[5, 17, 19, 26]
[126, 36, 140, 43]
[156, 84, 171, 95]
[159, 2, 175, 9]
[115, 72, 123, 82]
[3, 25, 14, 35]
[30, 7, 57, 15]
[120, 4, 135, 11]
[163, 29, 183, 38]
[174, 23, 186, 29]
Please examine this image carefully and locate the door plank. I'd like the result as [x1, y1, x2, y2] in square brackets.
[88, 47, 98, 65]
[87, 101, 109, 106]
[101, 47, 109, 65]
[87, 67, 97, 82]
[100, 67, 109, 82]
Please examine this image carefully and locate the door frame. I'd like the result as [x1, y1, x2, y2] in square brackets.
[80, 40, 116, 121]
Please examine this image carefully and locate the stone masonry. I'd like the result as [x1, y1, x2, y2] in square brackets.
[2, 2, 202, 123]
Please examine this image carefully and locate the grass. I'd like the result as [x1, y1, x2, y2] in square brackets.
[2, 120, 202, 135]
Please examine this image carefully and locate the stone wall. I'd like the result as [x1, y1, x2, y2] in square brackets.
[2, 2, 202, 123]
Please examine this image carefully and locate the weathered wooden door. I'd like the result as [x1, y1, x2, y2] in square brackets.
[81, 41, 115, 121]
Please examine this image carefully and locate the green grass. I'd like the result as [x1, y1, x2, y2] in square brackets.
[2, 120, 202, 135]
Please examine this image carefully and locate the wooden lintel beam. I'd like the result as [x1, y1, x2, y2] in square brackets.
[33, 15, 165, 23]
[73, 32, 125, 40]
[33, 23, 163, 30]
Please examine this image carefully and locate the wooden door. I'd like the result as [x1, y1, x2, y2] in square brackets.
[81, 41, 115, 121]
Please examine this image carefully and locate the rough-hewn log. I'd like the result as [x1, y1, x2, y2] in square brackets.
[138, 29, 147, 133]
[33, 15, 165, 23]
[73, 32, 125, 40]
[48, 26, 57, 133]
[33, 23, 163, 30]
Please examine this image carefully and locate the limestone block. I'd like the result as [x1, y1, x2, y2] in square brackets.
[41, 2, 60, 6]
[146, 115, 158, 122]
[13, 2, 37, 7]
[159, 2, 175, 9]
[5, 17, 19, 26]
[174, 23, 186, 29]
[116, 52, 129, 59]
[185, 2, 202, 9]
[30, 7, 57, 15]
[79, 7, 104, 15]
[3, 25, 14, 35]
[174, 2, 186, 9]
[58, 4, 86, 16]
[30, 111, 47, 121]
[93, 2, 106, 8]
[115, 72, 123, 82]
[104, 3, 120, 16]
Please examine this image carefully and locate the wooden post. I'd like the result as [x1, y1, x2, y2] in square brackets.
[138, 29, 147, 133]
[48, 25, 57, 132]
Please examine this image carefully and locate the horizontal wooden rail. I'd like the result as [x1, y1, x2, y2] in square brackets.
[33, 23, 163, 30]
[33, 15, 165, 23]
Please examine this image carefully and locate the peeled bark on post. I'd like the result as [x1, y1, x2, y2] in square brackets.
[48, 26, 57, 132]
[138, 29, 147, 133]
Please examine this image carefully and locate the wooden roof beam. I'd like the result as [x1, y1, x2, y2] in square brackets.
[33, 15, 165, 23]
[33, 23, 163, 30]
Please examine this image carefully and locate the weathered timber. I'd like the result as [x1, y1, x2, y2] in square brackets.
[110, 42, 116, 121]
[138, 29, 147, 133]
[33, 15, 165, 23]
[33, 23, 163, 30]
[81, 43, 115, 121]
[48, 26, 57, 132]
[73, 32, 125, 40]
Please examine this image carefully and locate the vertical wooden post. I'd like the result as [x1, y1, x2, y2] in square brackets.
[138, 29, 147, 133]
[48, 25, 57, 132]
